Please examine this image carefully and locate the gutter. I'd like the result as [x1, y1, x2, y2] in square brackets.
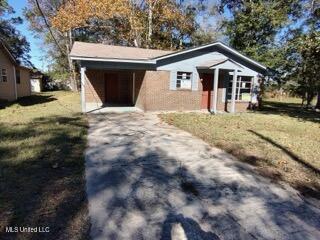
[70, 56, 156, 64]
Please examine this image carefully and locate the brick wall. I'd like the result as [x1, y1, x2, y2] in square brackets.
[84, 68, 249, 112]
[217, 102, 249, 112]
[144, 70, 202, 111]
[134, 70, 146, 110]
[85, 70, 105, 104]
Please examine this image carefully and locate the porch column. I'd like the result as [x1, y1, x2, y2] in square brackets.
[211, 68, 219, 113]
[132, 72, 135, 105]
[80, 67, 86, 113]
[231, 69, 238, 113]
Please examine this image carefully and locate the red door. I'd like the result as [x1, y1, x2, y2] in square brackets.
[201, 73, 213, 109]
[105, 73, 118, 103]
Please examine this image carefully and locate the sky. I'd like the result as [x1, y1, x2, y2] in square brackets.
[8, 0, 47, 70]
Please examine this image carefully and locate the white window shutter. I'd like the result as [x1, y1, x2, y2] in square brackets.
[192, 71, 199, 91]
[169, 70, 177, 90]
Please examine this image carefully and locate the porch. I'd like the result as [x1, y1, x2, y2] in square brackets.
[197, 59, 258, 114]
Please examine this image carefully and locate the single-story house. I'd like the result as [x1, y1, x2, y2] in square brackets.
[70, 41, 267, 113]
[0, 40, 31, 101]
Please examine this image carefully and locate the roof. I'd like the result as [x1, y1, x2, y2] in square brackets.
[155, 41, 266, 70]
[0, 39, 17, 64]
[70, 41, 174, 61]
[70, 41, 267, 70]
[0, 40, 34, 71]
[18, 65, 32, 71]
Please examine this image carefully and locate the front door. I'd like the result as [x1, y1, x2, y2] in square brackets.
[201, 73, 213, 109]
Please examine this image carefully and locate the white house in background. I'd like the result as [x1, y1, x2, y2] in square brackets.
[0, 40, 31, 101]
[30, 71, 43, 93]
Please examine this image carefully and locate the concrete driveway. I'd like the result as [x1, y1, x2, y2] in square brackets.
[85, 112, 320, 240]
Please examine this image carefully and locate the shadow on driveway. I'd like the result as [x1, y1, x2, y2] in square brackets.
[85, 113, 320, 240]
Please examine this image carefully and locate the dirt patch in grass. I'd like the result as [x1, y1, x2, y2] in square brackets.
[160, 99, 320, 199]
[0, 91, 90, 240]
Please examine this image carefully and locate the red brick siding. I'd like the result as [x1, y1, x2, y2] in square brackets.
[85, 70, 105, 103]
[84, 69, 249, 112]
[134, 70, 146, 110]
[144, 70, 202, 111]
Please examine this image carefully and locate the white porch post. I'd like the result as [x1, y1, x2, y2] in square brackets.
[80, 67, 86, 113]
[212, 68, 219, 113]
[231, 69, 238, 113]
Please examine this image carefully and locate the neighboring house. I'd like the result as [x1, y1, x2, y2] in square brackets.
[0, 40, 31, 101]
[70, 41, 267, 113]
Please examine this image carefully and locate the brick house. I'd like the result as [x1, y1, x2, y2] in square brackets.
[70, 41, 267, 113]
[0, 40, 31, 101]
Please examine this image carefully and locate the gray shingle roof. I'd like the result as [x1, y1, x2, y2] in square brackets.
[70, 41, 174, 60]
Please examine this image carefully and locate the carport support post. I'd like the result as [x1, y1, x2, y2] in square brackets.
[211, 68, 219, 114]
[80, 67, 86, 113]
[231, 69, 237, 113]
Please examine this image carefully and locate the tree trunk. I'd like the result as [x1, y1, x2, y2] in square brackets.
[306, 90, 315, 108]
[257, 78, 265, 110]
[129, 0, 140, 48]
[66, 30, 77, 91]
[147, 3, 153, 48]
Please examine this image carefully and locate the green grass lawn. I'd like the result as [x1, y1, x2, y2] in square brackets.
[0, 91, 89, 240]
[161, 98, 320, 198]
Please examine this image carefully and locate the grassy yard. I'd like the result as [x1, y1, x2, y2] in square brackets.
[161, 98, 320, 198]
[0, 91, 89, 240]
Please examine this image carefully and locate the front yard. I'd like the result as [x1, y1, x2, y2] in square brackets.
[161, 99, 320, 198]
[1, 91, 319, 239]
[0, 91, 89, 240]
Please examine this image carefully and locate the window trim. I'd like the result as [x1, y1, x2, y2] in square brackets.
[176, 71, 192, 90]
[225, 75, 253, 102]
[1, 68, 8, 82]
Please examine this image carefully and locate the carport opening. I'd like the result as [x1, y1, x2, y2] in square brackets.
[104, 71, 134, 107]
[84, 69, 145, 112]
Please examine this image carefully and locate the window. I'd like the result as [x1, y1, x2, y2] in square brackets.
[16, 69, 20, 84]
[176, 71, 192, 89]
[227, 76, 252, 101]
[1, 68, 7, 82]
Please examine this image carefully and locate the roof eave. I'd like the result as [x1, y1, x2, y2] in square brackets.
[0, 40, 17, 65]
[70, 56, 156, 64]
[154, 41, 267, 71]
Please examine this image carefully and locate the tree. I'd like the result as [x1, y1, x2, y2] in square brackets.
[218, 0, 320, 108]
[51, 0, 198, 50]
[284, 1, 320, 107]
[24, 0, 78, 90]
[218, 0, 301, 68]
[0, 0, 31, 66]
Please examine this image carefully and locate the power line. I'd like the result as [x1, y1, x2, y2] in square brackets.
[33, 0, 65, 56]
